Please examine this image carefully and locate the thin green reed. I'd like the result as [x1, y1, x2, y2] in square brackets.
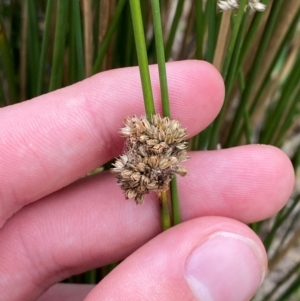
[36, 0, 54, 95]
[69, 5, 78, 85]
[150, 0, 170, 117]
[249, 9, 299, 116]
[226, 0, 284, 147]
[0, 73, 6, 106]
[263, 196, 299, 252]
[195, 0, 204, 60]
[92, 0, 100, 61]
[49, 0, 69, 92]
[93, 0, 127, 74]
[264, 261, 300, 300]
[235, 0, 271, 73]
[274, 85, 300, 146]
[221, 0, 248, 80]
[115, 2, 135, 68]
[165, 0, 185, 61]
[233, 8, 300, 144]
[208, 4, 248, 149]
[130, 0, 172, 231]
[260, 55, 300, 145]
[150, 0, 181, 225]
[129, 0, 155, 119]
[238, 71, 252, 144]
[204, 0, 217, 63]
[0, 21, 17, 103]
[272, 207, 300, 261]
[194, 0, 218, 150]
[276, 274, 300, 301]
[27, 0, 40, 97]
[71, 0, 85, 82]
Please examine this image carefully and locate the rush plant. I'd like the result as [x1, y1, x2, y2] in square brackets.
[0, 1, 299, 299]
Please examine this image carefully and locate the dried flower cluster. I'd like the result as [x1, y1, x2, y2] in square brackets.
[111, 114, 188, 204]
[248, 0, 266, 12]
[217, 0, 266, 12]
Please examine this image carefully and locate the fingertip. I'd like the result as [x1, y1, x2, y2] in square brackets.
[183, 60, 225, 109]
[164, 60, 225, 130]
[258, 144, 295, 210]
[181, 144, 295, 223]
[185, 229, 266, 301]
[84, 217, 266, 301]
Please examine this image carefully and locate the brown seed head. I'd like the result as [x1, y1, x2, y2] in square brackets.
[111, 114, 188, 204]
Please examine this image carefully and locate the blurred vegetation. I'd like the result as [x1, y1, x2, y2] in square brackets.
[0, 0, 300, 299]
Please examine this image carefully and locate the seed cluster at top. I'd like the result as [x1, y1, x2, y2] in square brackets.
[217, 0, 266, 12]
[111, 114, 188, 204]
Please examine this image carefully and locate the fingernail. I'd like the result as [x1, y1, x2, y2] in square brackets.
[185, 231, 266, 301]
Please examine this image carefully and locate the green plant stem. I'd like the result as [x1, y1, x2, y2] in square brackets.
[250, 222, 261, 233]
[170, 176, 181, 225]
[85, 269, 97, 284]
[69, 12, 77, 85]
[226, 0, 284, 147]
[27, 0, 40, 97]
[208, 8, 248, 149]
[238, 71, 252, 144]
[0, 22, 17, 103]
[221, 0, 248, 79]
[243, 109, 251, 144]
[234, 9, 300, 144]
[264, 261, 300, 300]
[197, 0, 224, 152]
[235, 0, 271, 74]
[93, 0, 127, 74]
[260, 54, 300, 144]
[274, 85, 300, 146]
[151, 0, 181, 226]
[124, 4, 135, 67]
[0, 76, 6, 106]
[92, 0, 100, 61]
[36, 0, 54, 95]
[195, 0, 204, 60]
[129, 0, 155, 119]
[205, 0, 217, 62]
[160, 191, 171, 231]
[165, 0, 185, 61]
[249, 8, 300, 116]
[150, 0, 170, 117]
[190, 0, 207, 150]
[273, 240, 300, 301]
[272, 209, 299, 261]
[264, 195, 300, 252]
[269, 229, 300, 270]
[49, 0, 69, 92]
[71, 0, 85, 81]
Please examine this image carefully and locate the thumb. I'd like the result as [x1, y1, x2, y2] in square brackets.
[85, 217, 267, 301]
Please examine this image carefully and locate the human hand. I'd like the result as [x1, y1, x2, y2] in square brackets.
[0, 61, 294, 301]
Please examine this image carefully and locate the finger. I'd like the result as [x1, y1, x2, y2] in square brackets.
[0, 60, 224, 228]
[37, 284, 94, 301]
[181, 144, 295, 222]
[85, 217, 267, 301]
[0, 145, 293, 300]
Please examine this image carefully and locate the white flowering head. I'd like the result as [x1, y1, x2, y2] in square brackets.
[217, 0, 266, 12]
[249, 0, 266, 12]
[218, 0, 239, 11]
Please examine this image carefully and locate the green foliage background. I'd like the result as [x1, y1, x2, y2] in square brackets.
[0, 0, 299, 299]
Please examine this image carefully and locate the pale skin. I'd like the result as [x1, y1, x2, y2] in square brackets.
[0, 61, 295, 301]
